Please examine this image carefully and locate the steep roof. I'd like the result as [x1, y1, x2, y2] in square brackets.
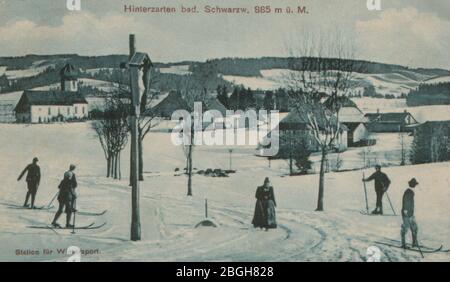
[203, 96, 227, 116]
[339, 107, 368, 123]
[14, 90, 88, 111]
[365, 111, 417, 124]
[151, 91, 188, 118]
[279, 107, 348, 131]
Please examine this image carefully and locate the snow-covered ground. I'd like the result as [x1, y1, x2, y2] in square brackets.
[0, 123, 448, 262]
[158, 65, 192, 76]
[353, 97, 450, 122]
[221, 68, 435, 97]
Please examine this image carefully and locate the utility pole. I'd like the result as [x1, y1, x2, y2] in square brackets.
[129, 34, 141, 241]
[123, 34, 151, 241]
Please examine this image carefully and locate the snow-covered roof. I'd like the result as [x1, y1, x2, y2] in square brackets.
[338, 107, 368, 123]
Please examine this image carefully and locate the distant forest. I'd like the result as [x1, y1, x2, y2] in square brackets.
[1, 54, 450, 95]
[407, 82, 450, 106]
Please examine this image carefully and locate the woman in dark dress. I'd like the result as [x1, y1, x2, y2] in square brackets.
[252, 177, 277, 230]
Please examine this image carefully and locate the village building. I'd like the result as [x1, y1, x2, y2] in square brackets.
[14, 64, 88, 123]
[338, 106, 369, 147]
[365, 110, 418, 133]
[266, 110, 348, 154]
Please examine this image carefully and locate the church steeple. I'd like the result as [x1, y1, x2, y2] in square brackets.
[60, 63, 79, 92]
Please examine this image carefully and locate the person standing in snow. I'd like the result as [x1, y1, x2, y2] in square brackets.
[51, 165, 77, 228]
[363, 165, 391, 215]
[401, 178, 419, 249]
[252, 177, 277, 231]
[17, 157, 41, 209]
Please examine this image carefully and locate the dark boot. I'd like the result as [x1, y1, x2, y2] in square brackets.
[66, 212, 73, 228]
[23, 192, 31, 207]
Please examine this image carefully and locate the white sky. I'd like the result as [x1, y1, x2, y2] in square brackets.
[0, 0, 449, 69]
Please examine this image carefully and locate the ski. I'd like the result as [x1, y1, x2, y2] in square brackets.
[374, 241, 443, 253]
[29, 222, 106, 230]
[77, 210, 107, 216]
[381, 238, 450, 252]
[6, 204, 54, 211]
[360, 211, 397, 216]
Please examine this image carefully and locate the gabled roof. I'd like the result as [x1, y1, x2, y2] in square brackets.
[365, 111, 418, 124]
[203, 96, 227, 116]
[129, 52, 153, 67]
[279, 107, 348, 131]
[339, 107, 368, 123]
[14, 90, 88, 111]
[151, 91, 188, 118]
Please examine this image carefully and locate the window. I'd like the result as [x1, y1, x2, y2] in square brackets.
[75, 106, 78, 114]
[67, 107, 70, 115]
[82, 106, 85, 114]
[48, 107, 51, 115]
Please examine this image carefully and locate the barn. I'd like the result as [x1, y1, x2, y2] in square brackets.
[365, 110, 419, 132]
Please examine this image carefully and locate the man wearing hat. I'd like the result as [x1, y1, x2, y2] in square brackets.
[363, 165, 391, 215]
[401, 178, 419, 249]
[17, 157, 41, 209]
[52, 164, 77, 228]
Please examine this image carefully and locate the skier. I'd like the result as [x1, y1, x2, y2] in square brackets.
[17, 157, 41, 209]
[401, 178, 419, 249]
[252, 177, 277, 231]
[363, 165, 391, 215]
[51, 165, 77, 228]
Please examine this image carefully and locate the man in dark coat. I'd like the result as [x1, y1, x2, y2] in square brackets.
[51, 165, 77, 228]
[363, 165, 391, 215]
[252, 177, 277, 231]
[17, 157, 41, 209]
[401, 178, 419, 249]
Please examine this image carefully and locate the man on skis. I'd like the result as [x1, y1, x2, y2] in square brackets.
[363, 165, 391, 215]
[17, 157, 41, 209]
[51, 164, 77, 228]
[401, 178, 419, 249]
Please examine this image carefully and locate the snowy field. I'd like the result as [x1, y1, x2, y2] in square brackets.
[221, 69, 434, 97]
[0, 123, 449, 262]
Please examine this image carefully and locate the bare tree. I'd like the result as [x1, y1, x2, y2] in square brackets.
[174, 65, 215, 196]
[92, 94, 129, 179]
[286, 30, 363, 211]
[109, 68, 160, 182]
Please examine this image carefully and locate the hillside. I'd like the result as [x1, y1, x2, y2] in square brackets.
[1, 55, 450, 98]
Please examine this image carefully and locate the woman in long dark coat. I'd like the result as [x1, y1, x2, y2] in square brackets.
[252, 177, 277, 230]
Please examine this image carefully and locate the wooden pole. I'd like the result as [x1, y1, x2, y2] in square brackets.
[129, 34, 141, 241]
[362, 172, 369, 214]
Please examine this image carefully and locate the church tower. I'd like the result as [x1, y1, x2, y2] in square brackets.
[60, 63, 79, 92]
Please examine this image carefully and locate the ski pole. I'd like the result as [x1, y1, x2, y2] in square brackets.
[362, 172, 369, 213]
[385, 191, 397, 216]
[71, 199, 77, 235]
[47, 191, 59, 209]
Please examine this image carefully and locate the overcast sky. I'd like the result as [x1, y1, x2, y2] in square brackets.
[0, 0, 449, 69]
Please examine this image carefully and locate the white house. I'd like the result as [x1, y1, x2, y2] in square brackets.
[14, 64, 89, 123]
[338, 106, 369, 146]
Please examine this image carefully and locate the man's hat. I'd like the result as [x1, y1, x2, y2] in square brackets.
[408, 178, 419, 187]
[33, 157, 39, 162]
[375, 164, 381, 169]
[69, 164, 76, 170]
